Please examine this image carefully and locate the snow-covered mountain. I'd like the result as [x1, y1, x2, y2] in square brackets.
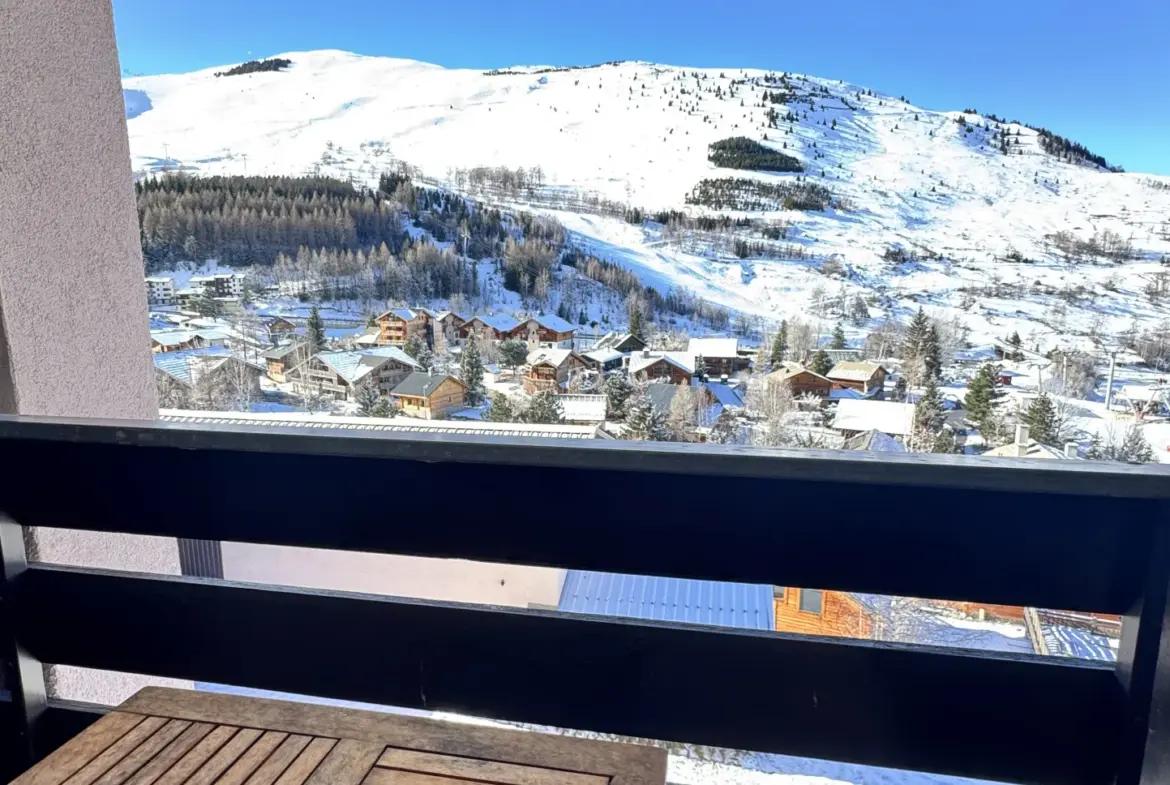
[123, 50, 1170, 349]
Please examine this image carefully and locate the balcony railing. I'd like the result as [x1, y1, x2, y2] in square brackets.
[1, 415, 1168, 785]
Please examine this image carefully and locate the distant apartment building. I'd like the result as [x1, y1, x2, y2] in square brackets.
[189, 273, 245, 299]
[144, 276, 176, 305]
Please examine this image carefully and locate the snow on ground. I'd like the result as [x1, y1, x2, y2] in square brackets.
[125, 51, 1170, 353]
[938, 616, 1027, 639]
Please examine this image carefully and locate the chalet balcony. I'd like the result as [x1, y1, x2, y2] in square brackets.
[2, 416, 1169, 785]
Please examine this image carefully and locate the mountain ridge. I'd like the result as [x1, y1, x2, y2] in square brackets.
[123, 49, 1170, 351]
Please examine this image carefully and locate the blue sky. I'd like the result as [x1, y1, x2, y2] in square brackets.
[113, 0, 1169, 174]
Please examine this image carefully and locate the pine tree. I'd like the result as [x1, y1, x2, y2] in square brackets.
[499, 339, 530, 379]
[193, 288, 222, 318]
[522, 390, 565, 424]
[627, 297, 646, 341]
[694, 354, 709, 381]
[1022, 394, 1058, 445]
[809, 349, 833, 376]
[460, 335, 486, 406]
[903, 308, 929, 361]
[486, 393, 515, 422]
[770, 321, 789, 366]
[355, 382, 381, 416]
[372, 398, 396, 418]
[622, 390, 668, 441]
[911, 376, 947, 451]
[1008, 331, 1022, 361]
[307, 306, 327, 353]
[831, 322, 846, 350]
[404, 334, 426, 360]
[604, 373, 634, 419]
[922, 324, 942, 380]
[965, 363, 1001, 437]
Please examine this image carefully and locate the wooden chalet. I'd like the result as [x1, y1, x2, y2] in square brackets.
[432, 310, 469, 350]
[594, 332, 646, 353]
[375, 308, 429, 348]
[461, 314, 520, 344]
[390, 372, 468, 419]
[766, 363, 833, 397]
[262, 342, 307, 382]
[688, 337, 749, 378]
[290, 347, 420, 401]
[264, 316, 297, 339]
[774, 587, 876, 640]
[827, 361, 888, 395]
[524, 348, 588, 394]
[628, 352, 693, 385]
[510, 315, 578, 348]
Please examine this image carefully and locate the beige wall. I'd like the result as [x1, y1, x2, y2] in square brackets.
[0, 0, 188, 704]
[221, 543, 567, 609]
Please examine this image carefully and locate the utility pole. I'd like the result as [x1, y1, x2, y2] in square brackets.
[162, 143, 169, 172]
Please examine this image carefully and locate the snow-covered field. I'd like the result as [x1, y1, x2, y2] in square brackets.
[125, 50, 1170, 351]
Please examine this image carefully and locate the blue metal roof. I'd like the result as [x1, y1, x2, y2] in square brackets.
[559, 571, 774, 631]
[475, 313, 520, 333]
[153, 346, 232, 386]
[531, 314, 577, 333]
[1049, 625, 1117, 662]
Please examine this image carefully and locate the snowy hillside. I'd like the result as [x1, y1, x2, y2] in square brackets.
[124, 50, 1170, 348]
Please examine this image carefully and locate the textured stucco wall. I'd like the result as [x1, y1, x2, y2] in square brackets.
[222, 543, 567, 609]
[0, 0, 188, 703]
[0, 0, 156, 417]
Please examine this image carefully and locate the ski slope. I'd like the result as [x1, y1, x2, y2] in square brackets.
[124, 50, 1170, 348]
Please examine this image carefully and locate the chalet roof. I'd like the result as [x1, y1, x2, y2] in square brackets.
[315, 346, 420, 384]
[593, 332, 645, 351]
[982, 440, 1072, 459]
[583, 348, 623, 364]
[472, 313, 521, 333]
[645, 383, 682, 413]
[526, 314, 577, 333]
[687, 337, 739, 359]
[526, 348, 578, 369]
[153, 347, 233, 387]
[827, 361, 886, 382]
[159, 410, 606, 440]
[705, 381, 744, 408]
[559, 570, 774, 631]
[150, 329, 198, 347]
[416, 307, 442, 319]
[379, 308, 416, 322]
[628, 352, 694, 376]
[559, 394, 607, 423]
[832, 399, 915, 437]
[435, 310, 470, 323]
[262, 343, 302, 361]
[390, 372, 464, 399]
[768, 365, 831, 384]
[842, 429, 907, 453]
[145, 276, 174, 284]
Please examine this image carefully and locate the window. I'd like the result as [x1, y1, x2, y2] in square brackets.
[799, 589, 823, 615]
[773, 586, 786, 600]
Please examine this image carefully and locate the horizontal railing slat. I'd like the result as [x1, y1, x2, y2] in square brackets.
[0, 418, 1156, 613]
[10, 565, 1122, 785]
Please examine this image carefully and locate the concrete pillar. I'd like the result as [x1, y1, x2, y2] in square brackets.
[0, 0, 190, 703]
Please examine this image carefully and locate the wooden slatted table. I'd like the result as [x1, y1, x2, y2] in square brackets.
[11, 688, 667, 785]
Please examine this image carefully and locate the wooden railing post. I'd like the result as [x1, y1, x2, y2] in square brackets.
[0, 514, 47, 778]
[1116, 510, 1170, 785]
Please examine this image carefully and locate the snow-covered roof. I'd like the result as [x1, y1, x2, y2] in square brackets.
[1122, 384, 1164, 402]
[1047, 624, 1117, 661]
[145, 276, 174, 284]
[832, 400, 915, 436]
[526, 348, 577, 368]
[315, 346, 420, 384]
[262, 343, 302, 361]
[151, 329, 198, 347]
[768, 365, 830, 384]
[827, 361, 885, 382]
[159, 410, 605, 440]
[472, 313, 521, 333]
[583, 348, 623, 364]
[527, 314, 577, 333]
[982, 440, 1073, 459]
[379, 307, 416, 322]
[629, 352, 694, 376]
[842, 429, 907, 453]
[705, 381, 744, 409]
[687, 337, 739, 359]
[559, 394, 607, 423]
[997, 369, 1026, 378]
[153, 347, 234, 386]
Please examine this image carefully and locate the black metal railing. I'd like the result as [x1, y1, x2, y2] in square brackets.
[0, 415, 1167, 785]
